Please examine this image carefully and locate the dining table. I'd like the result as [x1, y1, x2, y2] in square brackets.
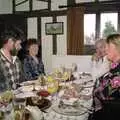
[0, 72, 95, 120]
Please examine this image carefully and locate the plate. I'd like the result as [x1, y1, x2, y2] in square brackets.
[15, 92, 37, 98]
[26, 98, 51, 110]
[82, 82, 94, 88]
[20, 80, 39, 86]
[37, 99, 51, 110]
[52, 104, 87, 116]
[18, 85, 41, 92]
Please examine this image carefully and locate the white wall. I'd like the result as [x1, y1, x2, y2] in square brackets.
[57, 16, 67, 55]
[33, 1, 48, 10]
[15, 0, 29, 11]
[51, 0, 67, 11]
[27, 17, 38, 39]
[27, 16, 67, 73]
[0, 0, 12, 14]
[41, 17, 53, 74]
[26, 0, 94, 73]
[52, 55, 92, 73]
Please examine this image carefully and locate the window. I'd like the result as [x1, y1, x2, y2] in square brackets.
[84, 14, 96, 45]
[100, 13, 118, 38]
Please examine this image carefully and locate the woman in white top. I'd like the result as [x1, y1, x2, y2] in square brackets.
[91, 39, 110, 81]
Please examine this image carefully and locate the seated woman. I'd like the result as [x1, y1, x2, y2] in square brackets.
[92, 34, 120, 120]
[91, 39, 110, 81]
[23, 38, 45, 81]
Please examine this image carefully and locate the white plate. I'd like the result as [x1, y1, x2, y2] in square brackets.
[15, 91, 37, 98]
[52, 104, 87, 116]
[82, 82, 94, 88]
[18, 85, 41, 92]
[20, 80, 39, 86]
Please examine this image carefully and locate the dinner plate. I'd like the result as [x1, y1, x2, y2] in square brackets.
[82, 82, 94, 88]
[15, 92, 37, 98]
[20, 80, 40, 86]
[52, 104, 87, 116]
[26, 98, 51, 110]
[18, 85, 41, 92]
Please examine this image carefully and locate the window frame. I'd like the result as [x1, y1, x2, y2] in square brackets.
[84, 10, 120, 55]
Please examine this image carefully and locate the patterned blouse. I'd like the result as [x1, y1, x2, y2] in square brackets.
[93, 62, 120, 111]
[23, 55, 45, 81]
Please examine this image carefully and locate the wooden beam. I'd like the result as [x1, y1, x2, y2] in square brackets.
[59, 1, 120, 9]
[29, 0, 33, 11]
[15, 0, 28, 7]
[36, 0, 48, 2]
[118, 11, 120, 33]
[48, 0, 51, 11]
[12, 0, 15, 14]
[53, 16, 57, 55]
[96, 12, 100, 39]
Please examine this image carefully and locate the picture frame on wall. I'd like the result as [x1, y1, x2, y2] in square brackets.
[45, 22, 64, 35]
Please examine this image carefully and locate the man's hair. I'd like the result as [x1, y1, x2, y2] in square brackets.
[0, 30, 21, 47]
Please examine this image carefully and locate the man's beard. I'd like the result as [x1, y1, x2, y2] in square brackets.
[10, 47, 18, 56]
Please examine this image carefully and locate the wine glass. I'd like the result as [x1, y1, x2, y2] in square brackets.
[71, 63, 77, 73]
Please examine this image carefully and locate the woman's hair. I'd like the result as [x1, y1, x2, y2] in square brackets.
[106, 34, 120, 52]
[27, 38, 38, 49]
[95, 38, 106, 47]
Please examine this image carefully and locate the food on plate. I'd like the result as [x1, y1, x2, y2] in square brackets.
[0, 90, 14, 103]
[26, 97, 51, 110]
[61, 86, 79, 100]
[58, 83, 84, 105]
[47, 86, 58, 94]
[37, 90, 50, 97]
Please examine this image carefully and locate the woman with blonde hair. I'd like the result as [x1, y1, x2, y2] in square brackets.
[91, 39, 110, 81]
[92, 34, 120, 120]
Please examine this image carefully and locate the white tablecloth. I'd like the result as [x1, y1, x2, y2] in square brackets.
[9, 75, 94, 120]
[41, 76, 94, 120]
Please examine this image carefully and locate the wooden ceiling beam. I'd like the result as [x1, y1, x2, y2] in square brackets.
[59, 1, 120, 9]
[36, 0, 49, 2]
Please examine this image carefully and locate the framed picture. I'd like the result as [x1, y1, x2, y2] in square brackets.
[45, 22, 64, 35]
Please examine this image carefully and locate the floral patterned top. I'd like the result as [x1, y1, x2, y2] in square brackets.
[23, 55, 45, 81]
[93, 62, 120, 111]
